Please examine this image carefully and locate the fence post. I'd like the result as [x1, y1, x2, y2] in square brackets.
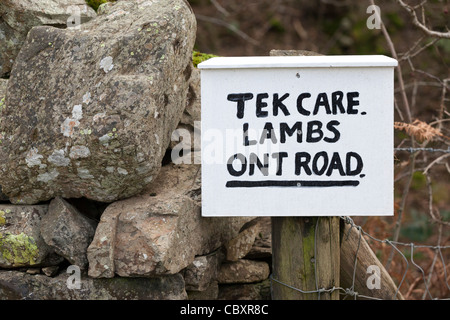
[271, 217, 340, 300]
[270, 50, 340, 300]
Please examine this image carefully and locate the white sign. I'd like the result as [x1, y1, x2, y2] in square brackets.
[199, 55, 397, 217]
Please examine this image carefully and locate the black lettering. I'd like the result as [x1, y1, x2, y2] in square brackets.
[324, 120, 341, 143]
[227, 93, 254, 119]
[272, 152, 288, 176]
[227, 153, 247, 176]
[346, 152, 364, 176]
[297, 93, 311, 116]
[273, 93, 290, 116]
[326, 152, 346, 176]
[249, 153, 269, 176]
[280, 122, 302, 143]
[256, 93, 269, 117]
[331, 91, 345, 114]
[347, 92, 359, 114]
[243, 123, 257, 146]
[313, 92, 331, 115]
[312, 151, 328, 175]
[306, 121, 323, 143]
[295, 152, 312, 175]
[259, 122, 278, 144]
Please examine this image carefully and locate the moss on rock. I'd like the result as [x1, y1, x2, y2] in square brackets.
[85, 0, 109, 11]
[0, 232, 39, 266]
[192, 51, 218, 68]
[0, 210, 5, 226]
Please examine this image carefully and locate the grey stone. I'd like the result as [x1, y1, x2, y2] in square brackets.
[0, 0, 197, 204]
[0, 270, 187, 300]
[184, 252, 222, 291]
[245, 217, 272, 259]
[181, 67, 201, 127]
[42, 266, 59, 277]
[170, 66, 201, 164]
[87, 164, 252, 278]
[225, 219, 260, 261]
[26, 268, 41, 275]
[218, 279, 271, 300]
[0, 0, 96, 77]
[187, 281, 219, 300]
[0, 79, 7, 98]
[0, 204, 63, 268]
[0, 79, 7, 201]
[40, 197, 97, 269]
[217, 259, 270, 284]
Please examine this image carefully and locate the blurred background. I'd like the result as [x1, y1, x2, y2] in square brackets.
[188, 0, 450, 300]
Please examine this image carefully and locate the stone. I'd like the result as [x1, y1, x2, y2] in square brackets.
[0, 270, 187, 300]
[26, 268, 41, 275]
[170, 66, 201, 164]
[0, 205, 63, 268]
[42, 266, 59, 277]
[217, 259, 270, 284]
[40, 197, 97, 269]
[0, 79, 7, 203]
[245, 217, 272, 259]
[0, 0, 96, 77]
[0, 79, 6, 98]
[87, 164, 252, 278]
[225, 219, 260, 261]
[181, 67, 201, 127]
[0, 0, 197, 204]
[184, 252, 222, 291]
[187, 281, 219, 300]
[218, 279, 271, 300]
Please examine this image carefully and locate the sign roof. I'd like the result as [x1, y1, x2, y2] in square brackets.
[198, 55, 398, 69]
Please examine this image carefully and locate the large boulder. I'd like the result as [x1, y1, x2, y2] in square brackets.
[0, 0, 197, 204]
[0, 0, 96, 77]
[0, 205, 63, 268]
[87, 164, 252, 278]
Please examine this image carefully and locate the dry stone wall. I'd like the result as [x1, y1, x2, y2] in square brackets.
[0, 0, 272, 300]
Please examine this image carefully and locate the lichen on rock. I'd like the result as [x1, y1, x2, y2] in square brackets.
[0, 232, 39, 266]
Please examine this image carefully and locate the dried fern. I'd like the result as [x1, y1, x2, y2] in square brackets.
[394, 119, 449, 142]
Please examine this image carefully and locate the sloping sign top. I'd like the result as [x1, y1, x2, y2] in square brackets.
[199, 55, 398, 217]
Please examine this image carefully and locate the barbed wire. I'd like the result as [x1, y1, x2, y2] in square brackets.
[270, 216, 450, 300]
[394, 147, 450, 154]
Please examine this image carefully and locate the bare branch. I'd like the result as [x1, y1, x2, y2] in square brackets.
[210, 0, 229, 17]
[397, 0, 450, 39]
[195, 14, 259, 46]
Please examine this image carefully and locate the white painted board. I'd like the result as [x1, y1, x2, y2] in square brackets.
[199, 55, 397, 217]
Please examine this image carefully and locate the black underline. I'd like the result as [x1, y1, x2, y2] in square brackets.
[225, 180, 360, 188]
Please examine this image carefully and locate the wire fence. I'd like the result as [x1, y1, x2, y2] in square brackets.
[270, 216, 450, 300]
[394, 147, 450, 154]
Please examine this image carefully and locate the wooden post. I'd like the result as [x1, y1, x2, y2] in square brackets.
[271, 217, 340, 300]
[270, 50, 340, 300]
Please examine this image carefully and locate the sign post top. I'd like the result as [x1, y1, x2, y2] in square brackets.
[197, 55, 398, 69]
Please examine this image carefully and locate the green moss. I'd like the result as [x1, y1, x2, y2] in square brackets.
[0, 97, 4, 111]
[192, 51, 218, 68]
[0, 232, 39, 266]
[85, 0, 109, 11]
[0, 210, 5, 226]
